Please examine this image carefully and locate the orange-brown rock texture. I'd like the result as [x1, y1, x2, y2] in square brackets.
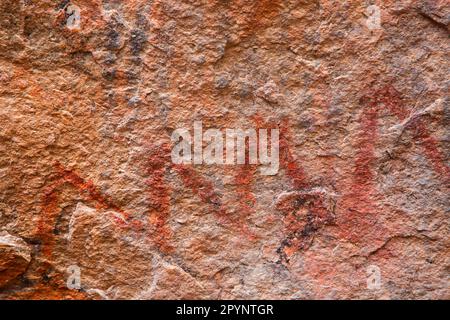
[0, 0, 449, 300]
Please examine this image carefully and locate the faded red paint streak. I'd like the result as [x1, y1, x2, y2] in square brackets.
[342, 84, 449, 245]
[379, 85, 408, 119]
[338, 93, 387, 244]
[380, 85, 449, 180]
[279, 121, 309, 189]
[146, 143, 173, 253]
[253, 115, 309, 189]
[35, 163, 136, 269]
[353, 100, 378, 194]
[338, 85, 449, 246]
[54, 163, 131, 223]
[174, 165, 221, 207]
[254, 116, 333, 262]
[174, 164, 257, 239]
[232, 118, 259, 229]
[414, 119, 450, 179]
[234, 164, 257, 219]
[144, 142, 258, 246]
[37, 181, 64, 266]
[31, 163, 139, 300]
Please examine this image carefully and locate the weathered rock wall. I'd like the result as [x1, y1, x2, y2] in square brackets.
[0, 0, 448, 299]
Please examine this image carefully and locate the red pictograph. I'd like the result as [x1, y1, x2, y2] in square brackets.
[36, 88, 448, 270]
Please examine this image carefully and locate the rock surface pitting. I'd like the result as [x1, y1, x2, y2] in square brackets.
[0, 0, 449, 299]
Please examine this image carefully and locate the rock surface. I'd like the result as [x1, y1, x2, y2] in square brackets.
[0, 0, 448, 299]
[0, 232, 32, 288]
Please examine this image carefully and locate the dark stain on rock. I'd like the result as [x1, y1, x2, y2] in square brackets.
[102, 69, 116, 81]
[106, 28, 122, 51]
[56, 0, 71, 11]
[130, 29, 148, 56]
[276, 191, 335, 264]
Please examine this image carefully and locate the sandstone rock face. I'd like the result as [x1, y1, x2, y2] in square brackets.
[0, 232, 32, 288]
[0, 0, 448, 299]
